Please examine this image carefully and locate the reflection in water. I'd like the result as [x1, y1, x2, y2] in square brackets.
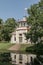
[10, 53, 36, 65]
[0, 52, 43, 65]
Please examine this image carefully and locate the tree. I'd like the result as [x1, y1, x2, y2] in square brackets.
[26, 1, 43, 64]
[5, 18, 17, 33]
[26, 0, 43, 44]
[1, 27, 10, 41]
[0, 19, 4, 41]
[1, 18, 17, 41]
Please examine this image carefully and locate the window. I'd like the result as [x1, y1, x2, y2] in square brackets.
[19, 34, 22, 36]
[19, 37, 22, 43]
[19, 54, 22, 60]
[30, 57, 33, 62]
[19, 34, 22, 43]
[14, 37, 16, 41]
[19, 54, 22, 64]
[14, 55, 16, 59]
[19, 62, 22, 64]
[24, 23, 25, 26]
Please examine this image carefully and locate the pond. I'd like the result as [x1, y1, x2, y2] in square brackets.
[0, 52, 43, 65]
[10, 52, 36, 65]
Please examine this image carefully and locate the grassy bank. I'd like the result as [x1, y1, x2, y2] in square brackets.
[20, 44, 33, 52]
[0, 43, 14, 52]
[0, 43, 34, 53]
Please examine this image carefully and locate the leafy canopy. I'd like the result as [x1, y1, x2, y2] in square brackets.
[26, 0, 43, 44]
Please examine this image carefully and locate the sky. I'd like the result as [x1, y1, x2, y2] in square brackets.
[0, 0, 40, 21]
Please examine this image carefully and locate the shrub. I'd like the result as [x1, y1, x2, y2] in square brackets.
[26, 43, 43, 55]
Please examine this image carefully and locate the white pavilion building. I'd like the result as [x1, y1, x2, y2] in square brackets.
[11, 17, 30, 44]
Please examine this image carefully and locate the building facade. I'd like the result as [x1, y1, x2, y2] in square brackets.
[11, 17, 30, 44]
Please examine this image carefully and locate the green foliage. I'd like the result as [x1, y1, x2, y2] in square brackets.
[33, 58, 40, 65]
[0, 19, 4, 41]
[1, 26, 10, 41]
[5, 18, 17, 32]
[0, 52, 15, 65]
[37, 55, 43, 63]
[0, 18, 17, 42]
[26, 43, 43, 55]
[26, 0, 43, 44]
[0, 52, 11, 62]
